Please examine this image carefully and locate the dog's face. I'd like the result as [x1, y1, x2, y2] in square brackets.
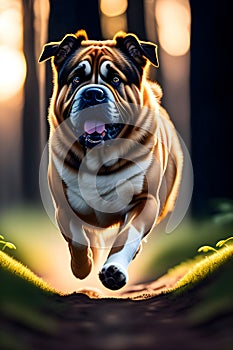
[39, 30, 159, 149]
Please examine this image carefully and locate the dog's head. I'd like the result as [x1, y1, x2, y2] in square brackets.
[39, 30, 159, 149]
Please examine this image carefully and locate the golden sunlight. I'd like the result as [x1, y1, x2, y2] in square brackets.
[100, 0, 128, 17]
[101, 13, 127, 39]
[0, 8, 22, 49]
[0, 46, 26, 102]
[155, 0, 191, 56]
[100, 0, 128, 39]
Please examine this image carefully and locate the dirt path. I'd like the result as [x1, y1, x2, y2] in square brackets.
[1, 272, 233, 350]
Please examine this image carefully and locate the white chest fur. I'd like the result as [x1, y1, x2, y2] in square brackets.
[53, 151, 153, 217]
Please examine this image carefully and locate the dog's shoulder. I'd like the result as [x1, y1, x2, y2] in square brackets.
[146, 80, 163, 104]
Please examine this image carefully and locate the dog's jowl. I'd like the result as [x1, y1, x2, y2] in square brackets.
[39, 30, 183, 290]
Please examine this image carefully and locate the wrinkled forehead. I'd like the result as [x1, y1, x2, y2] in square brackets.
[71, 41, 127, 69]
[56, 39, 142, 88]
[58, 40, 136, 82]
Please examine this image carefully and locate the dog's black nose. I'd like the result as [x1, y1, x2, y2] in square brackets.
[83, 87, 106, 105]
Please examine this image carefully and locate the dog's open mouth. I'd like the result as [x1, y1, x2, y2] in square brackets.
[78, 120, 124, 148]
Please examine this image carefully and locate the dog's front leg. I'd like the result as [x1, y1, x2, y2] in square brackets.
[56, 208, 93, 279]
[99, 195, 159, 290]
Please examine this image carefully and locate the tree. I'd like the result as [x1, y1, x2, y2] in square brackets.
[190, 0, 233, 215]
[127, 0, 146, 39]
[22, 0, 41, 201]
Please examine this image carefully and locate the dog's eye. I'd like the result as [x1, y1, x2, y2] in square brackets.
[111, 76, 121, 87]
[72, 76, 80, 90]
[73, 77, 80, 85]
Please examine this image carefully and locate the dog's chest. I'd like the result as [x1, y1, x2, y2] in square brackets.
[53, 153, 152, 218]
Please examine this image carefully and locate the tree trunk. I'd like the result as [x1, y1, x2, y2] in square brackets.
[190, 0, 233, 215]
[127, 0, 146, 39]
[22, 0, 41, 201]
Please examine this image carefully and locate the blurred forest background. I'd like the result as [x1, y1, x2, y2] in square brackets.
[0, 0, 232, 295]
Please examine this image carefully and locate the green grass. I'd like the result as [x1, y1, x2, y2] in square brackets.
[0, 204, 232, 284]
[0, 250, 59, 349]
[168, 242, 233, 293]
[0, 204, 232, 302]
[0, 248, 58, 326]
[144, 216, 233, 280]
[0, 250, 56, 293]
[1, 228, 232, 300]
[162, 239, 233, 324]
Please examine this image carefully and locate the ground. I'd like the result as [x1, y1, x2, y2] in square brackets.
[1, 245, 233, 350]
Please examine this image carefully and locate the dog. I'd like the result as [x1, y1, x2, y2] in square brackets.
[39, 30, 183, 290]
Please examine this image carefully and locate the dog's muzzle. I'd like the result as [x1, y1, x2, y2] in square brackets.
[69, 84, 124, 148]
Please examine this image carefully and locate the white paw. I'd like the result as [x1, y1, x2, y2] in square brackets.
[99, 262, 128, 290]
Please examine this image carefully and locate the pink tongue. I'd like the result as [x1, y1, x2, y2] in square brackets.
[84, 120, 105, 134]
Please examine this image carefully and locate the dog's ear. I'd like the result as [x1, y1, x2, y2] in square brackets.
[39, 30, 88, 69]
[115, 32, 159, 68]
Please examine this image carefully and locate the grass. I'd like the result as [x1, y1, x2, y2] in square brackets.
[0, 249, 59, 349]
[0, 250, 56, 293]
[0, 204, 232, 286]
[162, 238, 233, 325]
[168, 241, 233, 293]
[144, 216, 233, 280]
[1, 229, 232, 299]
[0, 204, 232, 301]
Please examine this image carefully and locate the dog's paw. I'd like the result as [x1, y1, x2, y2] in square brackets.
[69, 243, 93, 280]
[99, 263, 128, 290]
[71, 257, 92, 280]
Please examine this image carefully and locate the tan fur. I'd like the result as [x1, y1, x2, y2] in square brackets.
[40, 31, 183, 288]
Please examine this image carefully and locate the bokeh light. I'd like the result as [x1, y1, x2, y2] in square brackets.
[0, 8, 22, 49]
[99, 0, 128, 39]
[100, 0, 128, 17]
[155, 0, 191, 56]
[101, 14, 127, 39]
[0, 46, 26, 102]
[0, 0, 26, 102]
